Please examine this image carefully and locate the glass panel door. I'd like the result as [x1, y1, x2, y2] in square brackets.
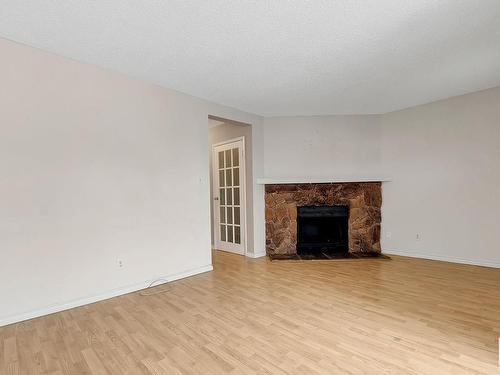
[213, 139, 245, 254]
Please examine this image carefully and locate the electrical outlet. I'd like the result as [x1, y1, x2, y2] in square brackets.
[416, 233, 420, 241]
[117, 259, 124, 268]
[386, 231, 392, 238]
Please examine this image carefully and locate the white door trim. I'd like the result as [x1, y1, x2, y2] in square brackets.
[212, 137, 247, 256]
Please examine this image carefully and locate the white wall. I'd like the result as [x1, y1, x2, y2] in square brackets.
[263, 115, 382, 178]
[0, 37, 263, 326]
[380, 87, 500, 267]
[262, 88, 500, 268]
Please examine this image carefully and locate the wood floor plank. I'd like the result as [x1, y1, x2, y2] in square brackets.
[1, 251, 500, 374]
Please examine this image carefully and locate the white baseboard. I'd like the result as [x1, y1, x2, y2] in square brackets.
[246, 251, 267, 259]
[0, 264, 213, 328]
[385, 250, 500, 269]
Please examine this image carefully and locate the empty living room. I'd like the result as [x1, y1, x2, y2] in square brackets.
[1, 1, 500, 374]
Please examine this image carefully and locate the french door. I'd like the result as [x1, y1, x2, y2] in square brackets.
[212, 138, 246, 255]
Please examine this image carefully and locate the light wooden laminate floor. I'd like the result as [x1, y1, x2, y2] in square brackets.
[1, 251, 500, 374]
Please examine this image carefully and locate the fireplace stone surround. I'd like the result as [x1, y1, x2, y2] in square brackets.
[265, 182, 382, 255]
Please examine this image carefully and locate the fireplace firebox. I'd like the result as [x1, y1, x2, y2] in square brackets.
[297, 205, 349, 255]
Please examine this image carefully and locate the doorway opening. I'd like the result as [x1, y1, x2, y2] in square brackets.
[208, 116, 253, 256]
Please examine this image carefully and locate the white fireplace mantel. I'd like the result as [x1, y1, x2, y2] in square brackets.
[257, 176, 391, 184]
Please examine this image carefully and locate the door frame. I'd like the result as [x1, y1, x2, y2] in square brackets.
[212, 136, 247, 256]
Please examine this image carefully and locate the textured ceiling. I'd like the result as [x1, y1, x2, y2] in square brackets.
[1, 1, 500, 116]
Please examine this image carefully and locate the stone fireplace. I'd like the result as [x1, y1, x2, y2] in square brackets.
[265, 182, 382, 255]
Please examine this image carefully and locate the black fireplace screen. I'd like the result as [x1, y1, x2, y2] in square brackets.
[297, 205, 349, 254]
